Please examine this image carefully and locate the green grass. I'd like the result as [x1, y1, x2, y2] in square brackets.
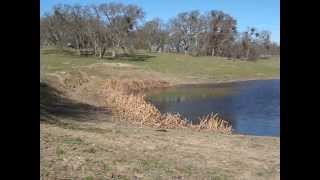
[41, 52, 102, 72]
[133, 53, 279, 81]
[84, 176, 94, 180]
[63, 137, 84, 145]
[41, 48, 279, 82]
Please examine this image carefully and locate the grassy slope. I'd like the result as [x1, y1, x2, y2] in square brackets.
[41, 48, 279, 83]
[130, 53, 279, 82]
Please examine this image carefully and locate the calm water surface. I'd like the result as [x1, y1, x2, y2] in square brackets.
[146, 80, 280, 137]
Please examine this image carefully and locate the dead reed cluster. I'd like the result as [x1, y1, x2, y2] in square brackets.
[104, 79, 232, 133]
[105, 79, 169, 94]
[62, 71, 90, 90]
[197, 113, 232, 134]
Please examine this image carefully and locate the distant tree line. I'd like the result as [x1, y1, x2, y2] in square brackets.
[40, 2, 280, 60]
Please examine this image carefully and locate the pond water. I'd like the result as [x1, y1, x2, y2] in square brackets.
[146, 79, 280, 137]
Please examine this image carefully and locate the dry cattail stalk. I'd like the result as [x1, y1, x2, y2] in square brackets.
[103, 79, 232, 134]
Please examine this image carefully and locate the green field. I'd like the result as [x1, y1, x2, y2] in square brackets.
[41, 48, 280, 83]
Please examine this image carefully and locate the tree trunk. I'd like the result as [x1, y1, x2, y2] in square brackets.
[176, 44, 180, 53]
[113, 41, 121, 58]
[121, 46, 127, 54]
[94, 40, 98, 57]
[99, 47, 106, 59]
[111, 49, 116, 58]
[211, 48, 215, 56]
[76, 39, 80, 49]
[148, 43, 152, 53]
[246, 48, 250, 60]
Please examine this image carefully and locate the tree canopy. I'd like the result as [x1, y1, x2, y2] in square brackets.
[40, 2, 279, 60]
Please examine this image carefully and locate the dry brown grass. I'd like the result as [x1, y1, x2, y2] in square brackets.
[198, 112, 232, 134]
[105, 79, 169, 93]
[41, 121, 279, 179]
[103, 79, 232, 133]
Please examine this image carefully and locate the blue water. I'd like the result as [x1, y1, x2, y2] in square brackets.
[147, 80, 280, 137]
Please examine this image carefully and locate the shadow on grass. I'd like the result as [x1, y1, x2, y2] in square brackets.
[40, 82, 111, 122]
[105, 54, 156, 62]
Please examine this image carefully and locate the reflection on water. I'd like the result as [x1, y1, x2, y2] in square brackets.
[146, 80, 280, 137]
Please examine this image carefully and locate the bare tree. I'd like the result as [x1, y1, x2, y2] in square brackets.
[168, 11, 205, 55]
[141, 18, 166, 52]
[97, 3, 144, 57]
[204, 11, 237, 56]
[40, 3, 279, 60]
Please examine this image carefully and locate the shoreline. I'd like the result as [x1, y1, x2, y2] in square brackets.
[173, 76, 280, 86]
[147, 76, 280, 138]
[44, 72, 279, 137]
